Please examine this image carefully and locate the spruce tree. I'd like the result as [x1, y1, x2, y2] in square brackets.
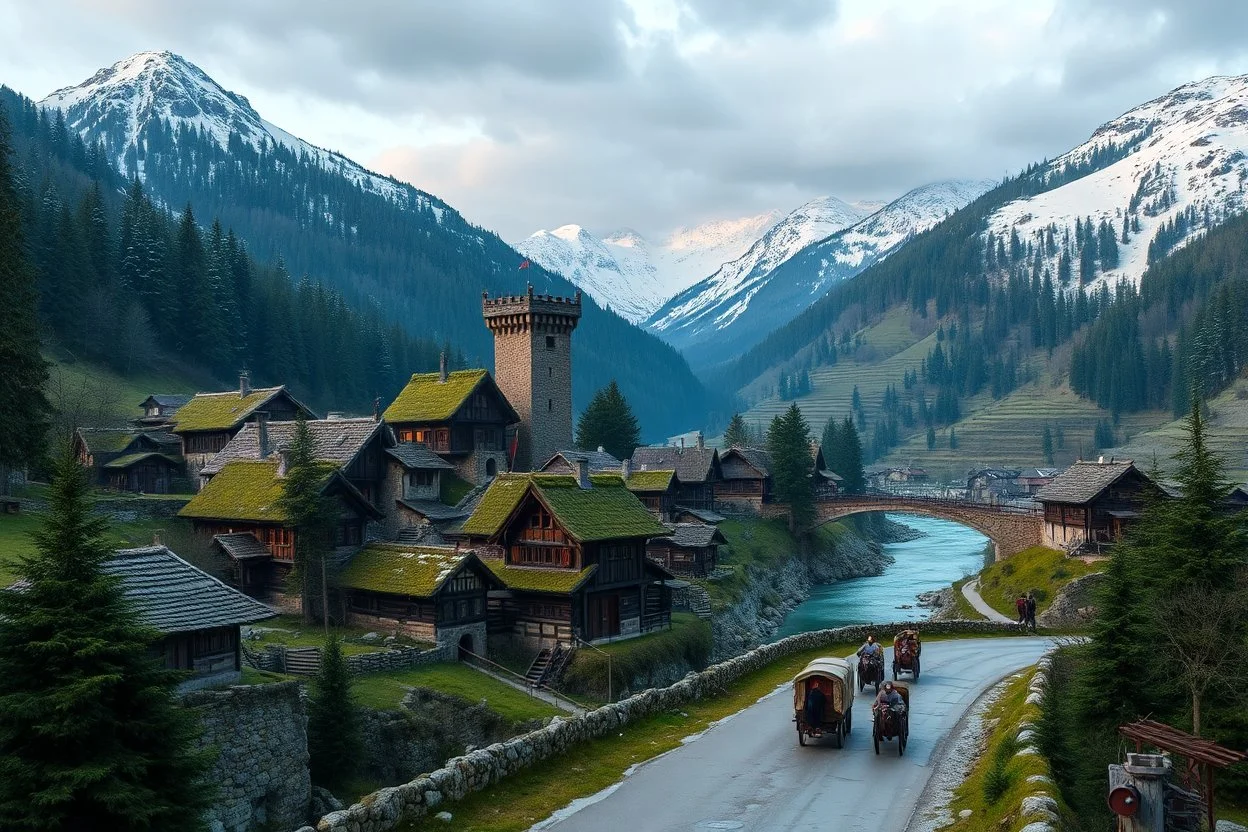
[307, 635, 362, 794]
[723, 413, 751, 449]
[949, 427, 959, 449]
[820, 416, 841, 475]
[0, 105, 49, 488]
[926, 426, 936, 450]
[839, 416, 866, 494]
[766, 405, 814, 531]
[574, 380, 641, 460]
[0, 452, 212, 830]
[1042, 425, 1054, 464]
[278, 416, 336, 624]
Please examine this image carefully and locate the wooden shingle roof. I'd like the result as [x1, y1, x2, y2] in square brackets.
[655, 523, 725, 548]
[722, 447, 773, 478]
[213, 532, 273, 561]
[386, 444, 456, 470]
[104, 546, 276, 633]
[201, 418, 384, 476]
[630, 446, 720, 483]
[1034, 460, 1137, 504]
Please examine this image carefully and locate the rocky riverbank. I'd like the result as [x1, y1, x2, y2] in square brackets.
[711, 516, 913, 659]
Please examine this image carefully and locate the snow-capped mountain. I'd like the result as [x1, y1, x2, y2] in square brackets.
[647, 185, 993, 366]
[514, 212, 781, 323]
[985, 75, 1248, 290]
[41, 50, 443, 216]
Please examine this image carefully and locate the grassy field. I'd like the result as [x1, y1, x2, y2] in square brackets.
[561, 613, 712, 700]
[247, 614, 434, 657]
[0, 511, 172, 586]
[1111, 380, 1248, 482]
[942, 667, 1068, 832]
[352, 663, 562, 722]
[43, 351, 205, 424]
[974, 546, 1098, 619]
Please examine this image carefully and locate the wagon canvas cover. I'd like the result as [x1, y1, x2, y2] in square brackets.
[793, 657, 855, 715]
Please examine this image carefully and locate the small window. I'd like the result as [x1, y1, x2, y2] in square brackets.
[548, 367, 553, 377]
[545, 335, 556, 350]
[548, 399, 553, 412]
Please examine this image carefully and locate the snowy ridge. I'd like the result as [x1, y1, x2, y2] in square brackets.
[985, 75, 1248, 291]
[514, 212, 781, 322]
[41, 51, 446, 220]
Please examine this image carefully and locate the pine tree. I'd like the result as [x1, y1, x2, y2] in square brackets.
[839, 416, 866, 494]
[723, 413, 751, 449]
[0, 106, 49, 488]
[766, 404, 814, 531]
[1042, 424, 1054, 464]
[307, 635, 362, 793]
[0, 452, 212, 829]
[949, 427, 959, 449]
[278, 416, 336, 624]
[575, 380, 641, 460]
[820, 416, 841, 476]
[926, 425, 936, 450]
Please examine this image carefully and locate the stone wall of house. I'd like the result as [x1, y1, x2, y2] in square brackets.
[346, 611, 437, 643]
[303, 619, 1022, 832]
[183, 682, 309, 832]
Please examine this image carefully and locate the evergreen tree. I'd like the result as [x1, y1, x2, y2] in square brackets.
[723, 413, 751, 449]
[0, 452, 211, 830]
[766, 404, 815, 531]
[1042, 424, 1054, 464]
[278, 416, 336, 624]
[949, 427, 959, 449]
[0, 106, 49, 487]
[926, 425, 936, 450]
[851, 385, 862, 411]
[1055, 425, 1065, 450]
[307, 635, 362, 794]
[575, 380, 641, 460]
[820, 416, 841, 475]
[839, 416, 866, 493]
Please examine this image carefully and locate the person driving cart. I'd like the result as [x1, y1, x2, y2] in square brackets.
[873, 681, 904, 712]
[857, 634, 883, 659]
[804, 679, 827, 736]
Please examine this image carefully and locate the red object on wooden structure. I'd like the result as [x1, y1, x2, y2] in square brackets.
[1119, 719, 1248, 831]
[1107, 784, 1141, 817]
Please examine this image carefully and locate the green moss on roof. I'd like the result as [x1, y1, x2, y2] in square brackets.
[383, 370, 488, 423]
[103, 452, 182, 470]
[81, 431, 141, 454]
[339, 544, 468, 598]
[171, 387, 286, 433]
[179, 461, 288, 522]
[461, 473, 666, 542]
[621, 469, 675, 492]
[484, 561, 598, 593]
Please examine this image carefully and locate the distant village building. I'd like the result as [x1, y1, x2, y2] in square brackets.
[646, 523, 724, 578]
[105, 545, 275, 690]
[1035, 459, 1156, 550]
[1016, 467, 1062, 495]
[539, 448, 622, 475]
[455, 468, 671, 646]
[171, 373, 315, 482]
[631, 438, 722, 511]
[383, 357, 519, 485]
[133, 394, 191, 428]
[482, 286, 581, 472]
[965, 468, 1023, 502]
[866, 466, 930, 490]
[716, 447, 773, 512]
[73, 427, 184, 494]
[810, 443, 842, 497]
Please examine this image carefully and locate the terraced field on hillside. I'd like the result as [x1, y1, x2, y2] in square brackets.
[1110, 382, 1248, 482]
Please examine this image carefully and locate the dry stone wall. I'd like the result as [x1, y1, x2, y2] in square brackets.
[302, 619, 1022, 832]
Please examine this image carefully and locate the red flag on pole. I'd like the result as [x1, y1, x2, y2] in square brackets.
[508, 431, 519, 471]
[518, 259, 531, 270]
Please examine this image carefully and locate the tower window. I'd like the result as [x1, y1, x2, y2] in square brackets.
[548, 399, 553, 412]
[545, 335, 556, 350]
[548, 367, 553, 377]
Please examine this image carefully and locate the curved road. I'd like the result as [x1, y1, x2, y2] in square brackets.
[539, 637, 1051, 832]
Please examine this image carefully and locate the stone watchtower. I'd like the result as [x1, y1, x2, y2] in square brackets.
[483, 285, 582, 471]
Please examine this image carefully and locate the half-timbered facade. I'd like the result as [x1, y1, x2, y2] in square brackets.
[383, 363, 520, 486]
[1035, 460, 1157, 550]
[715, 447, 773, 512]
[458, 472, 670, 647]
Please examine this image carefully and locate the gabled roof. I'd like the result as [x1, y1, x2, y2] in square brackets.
[398, 499, 469, 521]
[180, 459, 384, 523]
[625, 469, 677, 492]
[721, 447, 772, 478]
[630, 446, 720, 483]
[1018, 468, 1062, 479]
[141, 394, 191, 410]
[483, 560, 599, 594]
[201, 418, 385, 477]
[102, 451, 182, 470]
[460, 473, 667, 542]
[654, 523, 726, 548]
[386, 444, 456, 470]
[817, 470, 843, 482]
[338, 544, 500, 598]
[76, 428, 142, 455]
[383, 369, 519, 424]
[105, 546, 275, 633]
[213, 532, 273, 561]
[540, 448, 623, 473]
[674, 506, 725, 524]
[1034, 460, 1139, 505]
[171, 386, 315, 434]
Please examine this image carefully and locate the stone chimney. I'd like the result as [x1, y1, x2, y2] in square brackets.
[239, 370, 251, 397]
[576, 457, 591, 490]
[277, 447, 290, 478]
[256, 412, 270, 458]
[621, 457, 632, 480]
[439, 351, 448, 383]
[697, 432, 705, 450]
[152, 530, 163, 546]
[597, 446, 605, 453]
[372, 397, 382, 422]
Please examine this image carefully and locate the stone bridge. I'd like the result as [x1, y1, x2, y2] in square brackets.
[761, 494, 1043, 559]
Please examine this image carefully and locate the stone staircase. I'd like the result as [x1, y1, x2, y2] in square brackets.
[686, 584, 713, 620]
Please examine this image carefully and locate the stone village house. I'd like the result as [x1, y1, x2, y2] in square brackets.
[646, 522, 725, 578]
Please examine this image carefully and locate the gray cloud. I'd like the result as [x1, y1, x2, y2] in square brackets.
[680, 0, 838, 34]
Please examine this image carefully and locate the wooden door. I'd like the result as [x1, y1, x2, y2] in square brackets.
[588, 594, 620, 640]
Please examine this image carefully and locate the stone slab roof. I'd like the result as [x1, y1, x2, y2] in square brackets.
[143, 394, 191, 409]
[213, 532, 272, 561]
[540, 449, 622, 473]
[1034, 460, 1136, 504]
[386, 444, 455, 470]
[674, 506, 725, 523]
[201, 418, 383, 476]
[105, 546, 276, 633]
[398, 499, 469, 521]
[654, 523, 726, 548]
[631, 446, 719, 483]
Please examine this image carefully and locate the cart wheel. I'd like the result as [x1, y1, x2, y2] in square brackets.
[913, 656, 920, 681]
[798, 728, 806, 747]
[873, 729, 880, 755]
[845, 708, 852, 735]
[835, 722, 843, 748]
[892, 664, 898, 681]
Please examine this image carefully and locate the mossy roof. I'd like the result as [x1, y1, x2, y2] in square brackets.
[103, 452, 182, 470]
[78, 429, 142, 455]
[338, 544, 490, 598]
[178, 461, 290, 522]
[624, 469, 676, 492]
[460, 473, 667, 542]
[171, 387, 299, 433]
[483, 560, 598, 594]
[383, 369, 490, 423]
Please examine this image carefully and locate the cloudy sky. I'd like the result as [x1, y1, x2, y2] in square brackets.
[3, 0, 1248, 241]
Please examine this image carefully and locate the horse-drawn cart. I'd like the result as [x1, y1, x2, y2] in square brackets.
[793, 657, 855, 747]
[892, 629, 921, 681]
[872, 682, 910, 756]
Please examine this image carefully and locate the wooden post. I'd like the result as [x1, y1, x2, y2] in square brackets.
[1108, 753, 1170, 832]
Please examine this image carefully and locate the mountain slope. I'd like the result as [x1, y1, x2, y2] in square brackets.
[514, 212, 780, 323]
[38, 51, 718, 439]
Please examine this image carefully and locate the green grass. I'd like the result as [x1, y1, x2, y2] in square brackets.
[0, 511, 172, 586]
[43, 351, 205, 424]
[441, 473, 475, 506]
[944, 667, 1068, 832]
[561, 613, 712, 700]
[976, 546, 1098, 619]
[239, 667, 292, 685]
[402, 641, 857, 832]
[352, 663, 561, 722]
[248, 614, 433, 656]
[1112, 379, 1248, 483]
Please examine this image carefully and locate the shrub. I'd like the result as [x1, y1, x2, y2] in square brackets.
[1051, 566, 1070, 581]
[982, 735, 1019, 804]
[1000, 562, 1016, 577]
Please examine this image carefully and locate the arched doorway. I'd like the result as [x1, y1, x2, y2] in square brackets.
[458, 633, 475, 661]
[485, 458, 498, 478]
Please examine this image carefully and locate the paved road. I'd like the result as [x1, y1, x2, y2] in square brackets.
[539, 637, 1051, 832]
[962, 580, 1016, 623]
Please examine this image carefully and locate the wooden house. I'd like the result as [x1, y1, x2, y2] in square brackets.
[810, 444, 841, 497]
[73, 427, 184, 493]
[337, 544, 503, 655]
[134, 394, 191, 428]
[672, 505, 725, 525]
[646, 523, 724, 577]
[383, 363, 520, 486]
[171, 374, 315, 482]
[457, 468, 671, 647]
[630, 440, 722, 510]
[105, 545, 276, 690]
[103, 452, 183, 494]
[1017, 468, 1062, 495]
[623, 465, 679, 521]
[1035, 460, 1157, 550]
[539, 448, 622, 475]
[179, 459, 381, 598]
[715, 447, 773, 512]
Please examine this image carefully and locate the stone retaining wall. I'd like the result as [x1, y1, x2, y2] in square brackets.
[302, 619, 1022, 832]
[1011, 651, 1063, 831]
[91, 496, 190, 521]
[345, 644, 451, 674]
[183, 682, 310, 832]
